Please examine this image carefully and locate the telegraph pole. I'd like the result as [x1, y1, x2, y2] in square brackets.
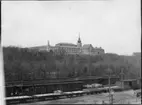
[107, 68, 115, 104]
[120, 68, 124, 89]
[88, 45, 91, 76]
[106, 68, 111, 104]
[108, 68, 111, 104]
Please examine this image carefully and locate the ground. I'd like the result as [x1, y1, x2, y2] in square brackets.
[19, 90, 141, 105]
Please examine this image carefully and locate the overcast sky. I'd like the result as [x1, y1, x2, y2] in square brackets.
[2, 0, 141, 55]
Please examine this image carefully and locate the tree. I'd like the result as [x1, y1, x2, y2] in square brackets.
[3, 46, 141, 82]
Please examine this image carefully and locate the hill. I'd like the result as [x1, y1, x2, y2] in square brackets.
[3, 47, 141, 82]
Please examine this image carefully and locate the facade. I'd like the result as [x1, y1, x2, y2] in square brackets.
[30, 36, 105, 55]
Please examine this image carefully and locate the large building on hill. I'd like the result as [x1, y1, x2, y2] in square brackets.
[133, 52, 141, 57]
[30, 36, 105, 55]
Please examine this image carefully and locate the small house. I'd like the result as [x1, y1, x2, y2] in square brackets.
[115, 78, 141, 89]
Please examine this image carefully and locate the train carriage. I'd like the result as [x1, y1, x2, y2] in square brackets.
[5, 80, 84, 97]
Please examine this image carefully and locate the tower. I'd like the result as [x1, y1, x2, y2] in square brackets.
[47, 40, 50, 51]
[77, 33, 82, 47]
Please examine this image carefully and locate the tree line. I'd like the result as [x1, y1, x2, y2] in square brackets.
[3, 46, 141, 82]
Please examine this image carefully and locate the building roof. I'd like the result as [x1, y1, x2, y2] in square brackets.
[29, 45, 47, 50]
[56, 43, 77, 47]
[121, 79, 140, 82]
[5, 79, 83, 87]
[82, 44, 93, 49]
[133, 52, 141, 56]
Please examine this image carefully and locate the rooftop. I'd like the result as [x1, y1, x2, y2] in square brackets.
[56, 43, 77, 47]
[29, 45, 47, 50]
[82, 44, 93, 48]
[121, 78, 141, 82]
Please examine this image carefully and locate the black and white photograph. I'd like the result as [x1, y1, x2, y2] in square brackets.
[1, 0, 141, 104]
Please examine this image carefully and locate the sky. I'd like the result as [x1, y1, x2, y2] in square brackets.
[2, 0, 141, 55]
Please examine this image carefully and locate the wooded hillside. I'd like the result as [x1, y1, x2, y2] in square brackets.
[3, 47, 141, 82]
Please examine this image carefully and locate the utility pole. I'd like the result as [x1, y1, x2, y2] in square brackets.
[120, 68, 124, 89]
[108, 68, 111, 104]
[21, 71, 23, 95]
[107, 68, 115, 104]
[88, 45, 91, 76]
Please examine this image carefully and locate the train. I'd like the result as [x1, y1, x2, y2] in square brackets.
[5, 76, 119, 97]
[5, 80, 84, 97]
[6, 85, 122, 105]
[5, 77, 120, 104]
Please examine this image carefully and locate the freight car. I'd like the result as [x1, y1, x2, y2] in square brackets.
[6, 85, 122, 105]
[5, 81, 84, 97]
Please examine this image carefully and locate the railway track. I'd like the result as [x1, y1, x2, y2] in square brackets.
[6, 86, 122, 105]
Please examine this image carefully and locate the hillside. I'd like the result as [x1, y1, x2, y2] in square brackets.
[3, 47, 141, 82]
